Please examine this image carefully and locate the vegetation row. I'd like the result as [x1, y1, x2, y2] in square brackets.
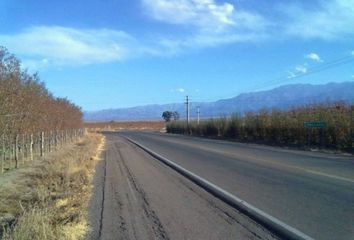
[166, 102, 353, 152]
[0, 46, 84, 172]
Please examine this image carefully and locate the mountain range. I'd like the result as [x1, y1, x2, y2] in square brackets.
[84, 81, 354, 122]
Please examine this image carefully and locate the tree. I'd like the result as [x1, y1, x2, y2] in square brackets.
[0, 46, 83, 135]
[162, 111, 173, 122]
[173, 111, 180, 121]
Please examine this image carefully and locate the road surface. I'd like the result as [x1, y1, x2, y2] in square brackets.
[86, 132, 277, 240]
[87, 131, 354, 239]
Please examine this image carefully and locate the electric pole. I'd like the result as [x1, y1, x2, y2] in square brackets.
[185, 95, 190, 125]
[351, 103, 353, 151]
[197, 106, 200, 125]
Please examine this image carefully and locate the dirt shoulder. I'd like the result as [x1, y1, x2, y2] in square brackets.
[0, 133, 105, 240]
[86, 132, 277, 240]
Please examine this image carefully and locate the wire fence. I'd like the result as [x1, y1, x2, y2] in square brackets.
[0, 129, 85, 174]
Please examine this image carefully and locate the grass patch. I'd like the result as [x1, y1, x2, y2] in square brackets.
[0, 133, 105, 240]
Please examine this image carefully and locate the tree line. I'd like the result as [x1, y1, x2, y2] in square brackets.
[166, 102, 353, 152]
[0, 46, 83, 172]
[0, 46, 82, 136]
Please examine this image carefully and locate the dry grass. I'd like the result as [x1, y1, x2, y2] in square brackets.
[84, 121, 165, 131]
[0, 133, 105, 240]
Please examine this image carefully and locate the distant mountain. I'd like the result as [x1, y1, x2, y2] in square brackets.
[84, 82, 354, 122]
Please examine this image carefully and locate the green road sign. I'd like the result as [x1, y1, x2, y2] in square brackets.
[304, 121, 327, 128]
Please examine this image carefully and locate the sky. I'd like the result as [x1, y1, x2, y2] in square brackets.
[0, 0, 354, 111]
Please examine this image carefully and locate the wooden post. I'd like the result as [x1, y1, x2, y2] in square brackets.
[24, 134, 27, 160]
[59, 130, 62, 147]
[40, 132, 44, 157]
[54, 130, 57, 149]
[11, 140, 14, 168]
[22, 134, 25, 165]
[48, 131, 51, 152]
[37, 133, 40, 157]
[15, 134, 19, 168]
[1, 135, 4, 174]
[30, 134, 33, 161]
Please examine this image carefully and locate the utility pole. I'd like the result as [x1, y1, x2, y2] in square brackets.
[185, 95, 190, 126]
[197, 106, 200, 125]
[351, 104, 353, 151]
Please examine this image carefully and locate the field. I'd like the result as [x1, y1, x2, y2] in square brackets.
[84, 121, 166, 131]
[167, 102, 353, 153]
[0, 133, 104, 240]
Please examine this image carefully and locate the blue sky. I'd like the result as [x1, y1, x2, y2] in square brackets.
[0, 0, 354, 111]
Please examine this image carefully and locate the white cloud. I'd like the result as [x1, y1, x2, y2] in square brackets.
[305, 53, 322, 62]
[0, 26, 147, 68]
[283, 0, 354, 40]
[157, 31, 267, 55]
[142, 0, 271, 52]
[2, 1, 353, 70]
[142, 0, 235, 31]
[170, 88, 186, 93]
[288, 64, 308, 78]
[144, 0, 270, 32]
[295, 65, 307, 74]
[0, 21, 269, 69]
[21, 58, 51, 71]
[287, 71, 296, 79]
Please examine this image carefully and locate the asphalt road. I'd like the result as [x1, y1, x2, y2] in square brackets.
[117, 131, 354, 240]
[86, 132, 277, 240]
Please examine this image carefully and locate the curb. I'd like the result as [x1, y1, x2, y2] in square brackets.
[124, 136, 314, 240]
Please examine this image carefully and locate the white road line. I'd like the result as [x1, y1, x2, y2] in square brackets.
[124, 136, 314, 240]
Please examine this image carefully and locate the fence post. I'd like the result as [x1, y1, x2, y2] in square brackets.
[30, 134, 33, 161]
[40, 132, 44, 157]
[22, 134, 25, 165]
[15, 134, 19, 168]
[48, 131, 51, 152]
[1, 135, 4, 174]
[11, 140, 14, 168]
[54, 130, 58, 149]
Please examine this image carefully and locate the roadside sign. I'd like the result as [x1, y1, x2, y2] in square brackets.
[304, 121, 327, 128]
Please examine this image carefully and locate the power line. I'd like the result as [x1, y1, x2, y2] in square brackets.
[193, 54, 354, 103]
[260, 55, 354, 88]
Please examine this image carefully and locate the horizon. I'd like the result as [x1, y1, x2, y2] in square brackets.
[85, 81, 354, 112]
[1, 0, 354, 111]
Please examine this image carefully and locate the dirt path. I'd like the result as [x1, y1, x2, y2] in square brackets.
[86, 133, 277, 240]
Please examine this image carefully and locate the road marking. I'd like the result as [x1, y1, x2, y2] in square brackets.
[305, 170, 354, 183]
[125, 136, 314, 240]
[145, 135, 354, 184]
[186, 143, 354, 183]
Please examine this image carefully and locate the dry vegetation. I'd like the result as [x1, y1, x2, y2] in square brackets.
[84, 121, 165, 131]
[0, 46, 83, 173]
[0, 45, 103, 239]
[167, 102, 353, 153]
[0, 47, 83, 135]
[0, 132, 105, 240]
